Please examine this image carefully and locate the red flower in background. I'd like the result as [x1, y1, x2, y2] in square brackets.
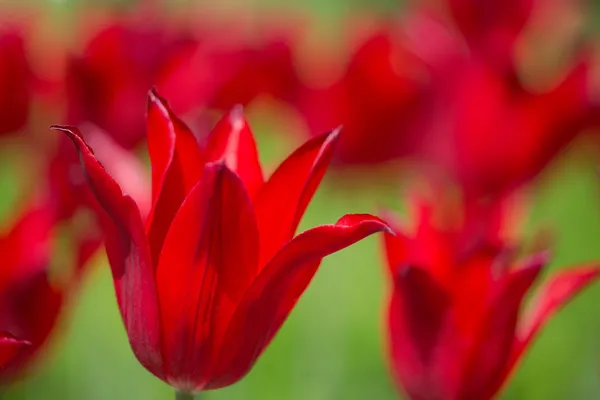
[0, 26, 32, 136]
[53, 89, 390, 393]
[156, 16, 304, 115]
[383, 198, 600, 400]
[0, 203, 85, 382]
[291, 1, 598, 201]
[422, 55, 596, 200]
[296, 26, 428, 165]
[65, 14, 195, 149]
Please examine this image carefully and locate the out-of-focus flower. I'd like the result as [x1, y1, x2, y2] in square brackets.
[292, 3, 597, 201]
[0, 204, 75, 382]
[0, 26, 32, 136]
[296, 26, 428, 165]
[421, 55, 597, 200]
[53, 89, 390, 394]
[65, 14, 195, 149]
[156, 17, 304, 115]
[383, 197, 600, 400]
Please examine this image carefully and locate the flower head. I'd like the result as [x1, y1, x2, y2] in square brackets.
[53, 89, 390, 392]
[383, 196, 599, 400]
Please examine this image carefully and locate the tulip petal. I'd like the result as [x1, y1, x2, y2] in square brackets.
[0, 335, 29, 375]
[208, 214, 390, 389]
[381, 209, 410, 276]
[254, 128, 340, 268]
[156, 163, 259, 389]
[514, 264, 600, 361]
[204, 105, 264, 198]
[458, 258, 542, 400]
[146, 89, 204, 266]
[388, 265, 451, 399]
[449, 0, 533, 56]
[51, 125, 163, 378]
[0, 205, 54, 287]
[85, 124, 151, 217]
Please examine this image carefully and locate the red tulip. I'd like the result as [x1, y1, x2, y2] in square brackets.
[156, 17, 303, 115]
[383, 198, 600, 400]
[65, 16, 195, 149]
[0, 204, 76, 382]
[52, 89, 390, 393]
[296, 27, 428, 165]
[422, 56, 596, 200]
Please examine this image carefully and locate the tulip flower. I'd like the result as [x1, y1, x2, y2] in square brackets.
[65, 16, 195, 149]
[0, 203, 79, 382]
[383, 198, 600, 400]
[296, 26, 429, 166]
[156, 16, 303, 116]
[422, 56, 596, 200]
[53, 89, 390, 396]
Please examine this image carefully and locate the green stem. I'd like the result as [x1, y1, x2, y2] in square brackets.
[175, 390, 196, 400]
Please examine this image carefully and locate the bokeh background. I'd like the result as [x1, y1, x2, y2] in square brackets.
[1, 0, 600, 399]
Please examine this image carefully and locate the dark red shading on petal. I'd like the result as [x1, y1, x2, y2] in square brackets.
[156, 163, 259, 389]
[51, 125, 163, 378]
[0, 335, 29, 374]
[458, 260, 542, 400]
[448, 0, 533, 65]
[0, 30, 30, 135]
[388, 265, 451, 399]
[254, 128, 341, 268]
[146, 89, 204, 265]
[204, 106, 264, 198]
[208, 214, 390, 389]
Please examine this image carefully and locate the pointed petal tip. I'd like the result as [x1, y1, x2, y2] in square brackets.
[50, 125, 93, 153]
[336, 213, 394, 235]
[329, 126, 343, 142]
[230, 104, 245, 118]
[147, 87, 169, 110]
[228, 104, 247, 131]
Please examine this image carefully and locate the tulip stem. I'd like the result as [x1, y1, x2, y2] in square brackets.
[175, 390, 196, 400]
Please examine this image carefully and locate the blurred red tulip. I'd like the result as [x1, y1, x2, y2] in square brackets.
[383, 198, 600, 400]
[156, 18, 303, 115]
[0, 205, 74, 382]
[65, 16, 195, 149]
[296, 27, 428, 165]
[422, 55, 596, 200]
[53, 89, 390, 393]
